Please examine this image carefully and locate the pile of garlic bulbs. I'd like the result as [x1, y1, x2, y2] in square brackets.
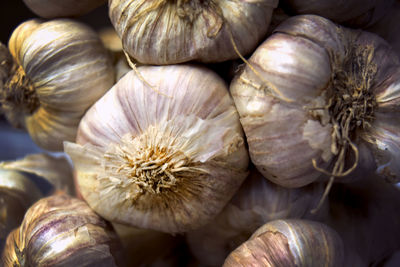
[0, 0, 399, 266]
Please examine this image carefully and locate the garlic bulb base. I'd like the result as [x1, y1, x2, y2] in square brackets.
[1, 63, 39, 129]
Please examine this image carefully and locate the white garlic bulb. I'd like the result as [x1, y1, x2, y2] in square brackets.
[230, 15, 400, 191]
[223, 219, 344, 267]
[0, 169, 42, 244]
[1, 19, 114, 151]
[282, 0, 394, 28]
[187, 169, 326, 266]
[108, 0, 278, 64]
[1, 193, 123, 266]
[64, 64, 249, 233]
[22, 0, 106, 18]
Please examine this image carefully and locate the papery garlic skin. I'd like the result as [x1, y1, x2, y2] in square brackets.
[282, 0, 394, 28]
[0, 43, 13, 90]
[23, 0, 106, 18]
[223, 219, 344, 267]
[65, 65, 249, 233]
[2, 19, 114, 151]
[187, 169, 326, 266]
[0, 169, 42, 243]
[109, 0, 278, 64]
[1, 193, 122, 267]
[230, 15, 400, 188]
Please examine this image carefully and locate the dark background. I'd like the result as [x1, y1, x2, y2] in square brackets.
[0, 1, 111, 44]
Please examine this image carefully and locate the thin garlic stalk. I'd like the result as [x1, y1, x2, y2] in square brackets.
[186, 169, 326, 266]
[230, 15, 400, 208]
[1, 193, 123, 267]
[0, 19, 114, 151]
[64, 64, 249, 233]
[108, 0, 278, 64]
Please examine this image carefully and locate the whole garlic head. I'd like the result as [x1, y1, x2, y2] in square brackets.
[223, 219, 344, 267]
[22, 0, 106, 18]
[1, 19, 114, 151]
[108, 0, 278, 64]
[1, 193, 123, 267]
[64, 64, 249, 233]
[230, 15, 400, 189]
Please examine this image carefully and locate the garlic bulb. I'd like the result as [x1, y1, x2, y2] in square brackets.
[230, 15, 400, 192]
[1, 19, 114, 151]
[223, 219, 344, 267]
[281, 0, 394, 28]
[1, 193, 123, 266]
[108, 0, 278, 64]
[64, 64, 249, 233]
[187, 169, 326, 266]
[0, 169, 42, 244]
[22, 0, 106, 18]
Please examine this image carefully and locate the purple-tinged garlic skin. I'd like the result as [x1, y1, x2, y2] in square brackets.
[223, 219, 344, 267]
[187, 169, 326, 266]
[65, 64, 249, 233]
[109, 0, 278, 64]
[1, 19, 114, 151]
[1, 193, 123, 267]
[230, 15, 400, 188]
[282, 0, 394, 28]
[23, 0, 106, 18]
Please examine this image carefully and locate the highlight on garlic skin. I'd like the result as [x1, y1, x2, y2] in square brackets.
[108, 0, 279, 65]
[64, 64, 249, 233]
[186, 169, 326, 266]
[0, 169, 42, 245]
[22, 0, 106, 18]
[1, 193, 123, 267]
[0, 19, 114, 151]
[281, 0, 394, 28]
[230, 15, 400, 192]
[223, 219, 344, 267]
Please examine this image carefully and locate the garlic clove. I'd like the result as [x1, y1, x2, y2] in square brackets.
[65, 64, 249, 233]
[22, 0, 106, 19]
[1, 193, 123, 266]
[108, 0, 278, 64]
[223, 219, 344, 267]
[2, 19, 114, 151]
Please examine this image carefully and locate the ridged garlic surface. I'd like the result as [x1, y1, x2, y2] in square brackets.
[187, 169, 325, 266]
[230, 15, 400, 189]
[1, 19, 114, 151]
[282, 0, 394, 28]
[65, 64, 249, 233]
[223, 219, 344, 267]
[1, 193, 122, 267]
[23, 0, 106, 18]
[0, 169, 42, 244]
[109, 0, 278, 64]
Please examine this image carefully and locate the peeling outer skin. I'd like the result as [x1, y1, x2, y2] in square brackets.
[230, 14, 400, 188]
